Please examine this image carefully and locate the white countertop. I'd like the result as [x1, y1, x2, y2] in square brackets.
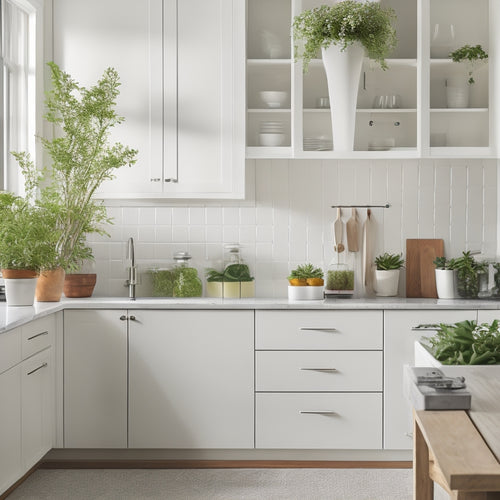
[1, 296, 500, 334]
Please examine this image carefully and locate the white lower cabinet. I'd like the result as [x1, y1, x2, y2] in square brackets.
[383, 309, 476, 450]
[255, 310, 383, 449]
[21, 348, 54, 470]
[128, 310, 254, 448]
[64, 310, 128, 448]
[0, 364, 22, 495]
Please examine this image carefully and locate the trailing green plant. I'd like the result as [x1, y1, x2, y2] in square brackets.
[13, 62, 138, 272]
[293, 1, 397, 72]
[449, 44, 488, 84]
[422, 320, 500, 365]
[374, 252, 404, 270]
[287, 263, 323, 280]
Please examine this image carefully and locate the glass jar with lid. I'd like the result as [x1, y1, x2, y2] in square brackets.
[324, 258, 354, 298]
[150, 251, 202, 297]
[223, 244, 255, 298]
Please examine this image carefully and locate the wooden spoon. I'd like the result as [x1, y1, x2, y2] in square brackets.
[334, 208, 345, 252]
[346, 208, 359, 252]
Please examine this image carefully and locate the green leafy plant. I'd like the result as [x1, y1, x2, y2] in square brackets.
[326, 269, 354, 290]
[422, 320, 500, 365]
[449, 44, 488, 84]
[288, 263, 323, 280]
[448, 251, 481, 298]
[433, 256, 449, 269]
[375, 252, 404, 270]
[293, 1, 397, 72]
[13, 62, 138, 272]
[207, 264, 254, 283]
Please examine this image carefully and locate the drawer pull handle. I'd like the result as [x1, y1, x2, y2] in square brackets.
[300, 410, 338, 416]
[300, 368, 338, 372]
[411, 325, 439, 331]
[27, 330, 49, 341]
[300, 327, 338, 332]
[27, 362, 48, 376]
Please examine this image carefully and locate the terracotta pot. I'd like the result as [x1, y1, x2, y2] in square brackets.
[64, 273, 97, 298]
[2, 269, 38, 279]
[35, 268, 66, 302]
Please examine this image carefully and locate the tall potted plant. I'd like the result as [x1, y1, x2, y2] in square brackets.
[293, 1, 396, 151]
[433, 256, 455, 299]
[14, 62, 138, 300]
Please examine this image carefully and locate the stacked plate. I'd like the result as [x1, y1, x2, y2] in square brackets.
[259, 121, 284, 147]
[303, 136, 333, 151]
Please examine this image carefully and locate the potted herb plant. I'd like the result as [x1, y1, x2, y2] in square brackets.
[373, 252, 404, 297]
[14, 62, 138, 300]
[433, 256, 455, 299]
[446, 44, 488, 108]
[450, 251, 481, 299]
[293, 1, 396, 151]
[287, 263, 324, 300]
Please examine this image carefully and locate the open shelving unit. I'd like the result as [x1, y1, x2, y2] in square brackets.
[246, 0, 499, 159]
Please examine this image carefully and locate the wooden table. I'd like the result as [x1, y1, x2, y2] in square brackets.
[413, 369, 500, 499]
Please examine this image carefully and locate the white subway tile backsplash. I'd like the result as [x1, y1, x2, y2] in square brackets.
[90, 158, 498, 298]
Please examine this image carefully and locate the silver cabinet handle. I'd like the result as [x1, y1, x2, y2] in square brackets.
[300, 327, 338, 332]
[164, 178, 178, 183]
[411, 325, 439, 331]
[27, 330, 49, 341]
[27, 362, 48, 376]
[119, 315, 127, 321]
[150, 178, 161, 182]
[129, 315, 136, 321]
[300, 368, 338, 372]
[300, 411, 338, 416]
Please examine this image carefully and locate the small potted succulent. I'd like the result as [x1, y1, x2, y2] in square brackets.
[287, 263, 324, 300]
[373, 252, 404, 297]
[433, 256, 455, 299]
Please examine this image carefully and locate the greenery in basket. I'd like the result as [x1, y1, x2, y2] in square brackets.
[288, 263, 324, 286]
[13, 62, 138, 272]
[374, 252, 404, 270]
[449, 44, 488, 84]
[292, 1, 397, 72]
[422, 320, 500, 365]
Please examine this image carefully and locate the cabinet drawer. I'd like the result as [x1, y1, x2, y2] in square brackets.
[22, 316, 54, 360]
[0, 327, 21, 375]
[256, 393, 382, 449]
[256, 351, 382, 392]
[256, 311, 382, 350]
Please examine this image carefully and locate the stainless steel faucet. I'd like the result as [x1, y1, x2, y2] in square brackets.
[126, 237, 137, 300]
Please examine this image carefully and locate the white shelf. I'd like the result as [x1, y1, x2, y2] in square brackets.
[247, 59, 291, 66]
[307, 57, 418, 68]
[246, 146, 293, 159]
[430, 108, 489, 113]
[357, 109, 417, 114]
[248, 108, 290, 113]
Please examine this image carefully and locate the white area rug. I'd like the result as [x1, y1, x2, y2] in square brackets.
[6, 468, 450, 500]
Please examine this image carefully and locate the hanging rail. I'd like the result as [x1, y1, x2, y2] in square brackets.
[330, 203, 391, 208]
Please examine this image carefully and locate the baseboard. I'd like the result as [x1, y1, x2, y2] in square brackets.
[0, 465, 38, 500]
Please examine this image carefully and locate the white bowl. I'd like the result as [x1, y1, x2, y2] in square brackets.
[259, 91, 287, 108]
[259, 133, 285, 147]
[288, 285, 324, 300]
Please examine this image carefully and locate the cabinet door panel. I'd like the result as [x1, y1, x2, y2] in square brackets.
[53, 0, 163, 196]
[129, 310, 254, 448]
[0, 366, 22, 496]
[383, 309, 476, 450]
[64, 310, 127, 448]
[21, 348, 54, 470]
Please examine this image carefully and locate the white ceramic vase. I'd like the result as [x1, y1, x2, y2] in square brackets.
[373, 269, 400, 297]
[435, 269, 455, 299]
[4, 277, 38, 306]
[321, 42, 364, 152]
[446, 76, 469, 108]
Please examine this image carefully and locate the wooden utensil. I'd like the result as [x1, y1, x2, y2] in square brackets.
[406, 239, 444, 298]
[346, 208, 359, 252]
[362, 209, 375, 286]
[334, 208, 344, 252]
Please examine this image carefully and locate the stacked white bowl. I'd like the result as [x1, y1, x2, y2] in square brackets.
[259, 91, 287, 109]
[259, 121, 284, 147]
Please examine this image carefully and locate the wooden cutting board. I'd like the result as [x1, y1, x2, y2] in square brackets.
[406, 239, 444, 298]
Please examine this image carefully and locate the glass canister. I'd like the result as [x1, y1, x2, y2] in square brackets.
[324, 260, 354, 297]
[223, 244, 255, 298]
[151, 252, 202, 297]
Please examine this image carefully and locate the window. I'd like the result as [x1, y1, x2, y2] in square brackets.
[1, 0, 43, 194]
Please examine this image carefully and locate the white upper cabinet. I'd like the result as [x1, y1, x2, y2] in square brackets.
[51, 0, 245, 199]
[246, 0, 498, 159]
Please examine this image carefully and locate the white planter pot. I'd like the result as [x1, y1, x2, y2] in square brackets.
[446, 76, 469, 108]
[373, 269, 400, 297]
[4, 277, 38, 306]
[288, 285, 324, 301]
[435, 269, 455, 299]
[321, 42, 364, 152]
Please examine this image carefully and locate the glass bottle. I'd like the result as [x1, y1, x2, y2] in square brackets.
[325, 258, 354, 297]
[172, 252, 202, 297]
